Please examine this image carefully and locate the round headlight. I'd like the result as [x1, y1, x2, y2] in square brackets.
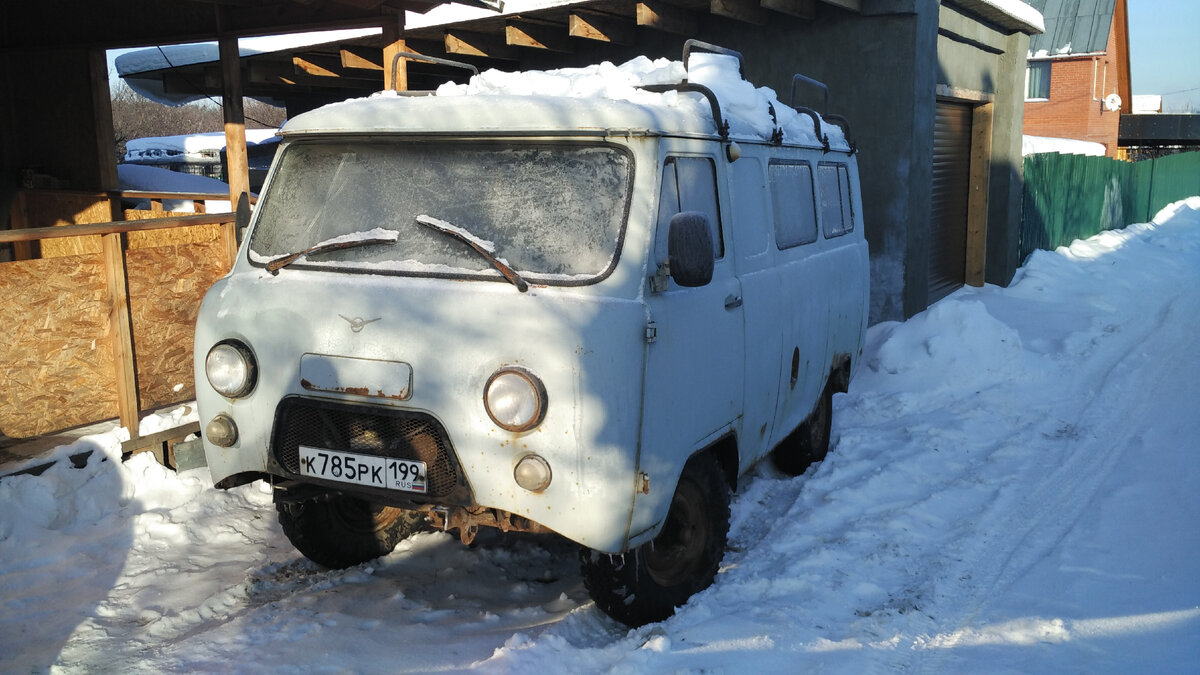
[514, 454, 552, 493]
[205, 341, 257, 398]
[205, 414, 239, 448]
[484, 367, 547, 432]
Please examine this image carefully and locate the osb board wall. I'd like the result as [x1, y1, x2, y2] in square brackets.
[15, 192, 113, 259]
[0, 254, 119, 437]
[126, 236, 228, 410]
[126, 218, 223, 249]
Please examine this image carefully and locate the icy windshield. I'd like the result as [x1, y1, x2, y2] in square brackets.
[248, 140, 633, 283]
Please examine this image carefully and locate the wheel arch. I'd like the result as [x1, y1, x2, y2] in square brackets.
[829, 352, 853, 394]
[697, 432, 739, 493]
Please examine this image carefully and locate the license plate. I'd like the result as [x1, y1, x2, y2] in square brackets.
[298, 446, 427, 493]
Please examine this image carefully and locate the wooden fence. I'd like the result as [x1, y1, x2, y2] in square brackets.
[1021, 150, 1200, 261]
[1, 189, 239, 452]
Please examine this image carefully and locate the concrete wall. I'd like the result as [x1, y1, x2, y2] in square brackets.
[936, 1, 1031, 290]
[521, 1, 936, 323]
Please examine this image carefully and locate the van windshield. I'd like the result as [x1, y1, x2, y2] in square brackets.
[249, 140, 633, 283]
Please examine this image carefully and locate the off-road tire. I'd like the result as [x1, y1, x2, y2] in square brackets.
[579, 452, 730, 626]
[276, 492, 424, 569]
[772, 381, 833, 476]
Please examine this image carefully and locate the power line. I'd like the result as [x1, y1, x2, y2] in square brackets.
[154, 45, 280, 128]
[1157, 85, 1200, 97]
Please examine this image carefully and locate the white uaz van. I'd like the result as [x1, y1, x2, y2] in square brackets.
[195, 41, 868, 627]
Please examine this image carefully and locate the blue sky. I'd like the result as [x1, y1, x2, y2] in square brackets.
[1128, 0, 1200, 111]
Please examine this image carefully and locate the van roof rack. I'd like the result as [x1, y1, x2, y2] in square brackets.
[790, 73, 855, 153]
[639, 39, 855, 152]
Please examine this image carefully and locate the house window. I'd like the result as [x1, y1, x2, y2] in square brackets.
[1026, 61, 1051, 100]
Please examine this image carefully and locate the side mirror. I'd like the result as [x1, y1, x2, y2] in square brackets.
[668, 211, 714, 287]
[235, 191, 252, 243]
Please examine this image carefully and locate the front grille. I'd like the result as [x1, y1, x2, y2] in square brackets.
[271, 397, 463, 501]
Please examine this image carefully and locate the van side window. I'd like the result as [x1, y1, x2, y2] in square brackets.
[818, 163, 855, 238]
[655, 156, 724, 262]
[769, 160, 818, 249]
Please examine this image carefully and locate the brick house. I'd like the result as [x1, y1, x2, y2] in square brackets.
[1022, 0, 1132, 158]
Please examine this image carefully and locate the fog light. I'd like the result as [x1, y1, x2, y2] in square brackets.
[514, 454, 552, 493]
[205, 414, 238, 448]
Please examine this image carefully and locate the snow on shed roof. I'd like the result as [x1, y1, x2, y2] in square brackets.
[124, 129, 280, 164]
[1026, 0, 1116, 58]
[282, 54, 850, 150]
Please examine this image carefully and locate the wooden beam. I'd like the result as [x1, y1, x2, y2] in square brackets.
[762, 0, 816, 19]
[101, 232, 140, 438]
[383, 17, 406, 91]
[445, 30, 519, 60]
[710, 0, 768, 24]
[292, 54, 343, 78]
[0, 213, 235, 244]
[569, 11, 635, 45]
[819, 0, 861, 11]
[9, 192, 37, 259]
[965, 102, 993, 288]
[219, 29, 248, 268]
[341, 45, 384, 71]
[636, 1, 698, 35]
[506, 19, 573, 52]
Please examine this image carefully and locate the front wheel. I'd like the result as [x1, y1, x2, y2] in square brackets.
[276, 491, 424, 569]
[580, 452, 730, 627]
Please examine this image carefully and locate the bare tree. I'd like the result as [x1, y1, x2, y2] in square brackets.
[110, 80, 286, 161]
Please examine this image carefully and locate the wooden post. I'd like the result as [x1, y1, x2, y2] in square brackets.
[965, 102, 993, 287]
[218, 17, 248, 268]
[89, 49, 120, 193]
[102, 232, 140, 437]
[383, 15, 407, 91]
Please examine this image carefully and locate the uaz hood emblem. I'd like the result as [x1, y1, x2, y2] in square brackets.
[339, 315, 381, 333]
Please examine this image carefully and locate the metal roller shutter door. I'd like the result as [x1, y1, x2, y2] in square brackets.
[929, 101, 972, 304]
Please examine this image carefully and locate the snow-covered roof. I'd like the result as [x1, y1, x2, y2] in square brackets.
[1132, 95, 1163, 115]
[1026, 0, 1114, 58]
[1022, 134, 1106, 157]
[124, 129, 280, 164]
[950, 0, 1044, 35]
[282, 54, 850, 151]
[115, 29, 381, 106]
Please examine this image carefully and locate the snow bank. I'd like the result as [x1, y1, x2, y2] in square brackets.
[117, 164, 233, 212]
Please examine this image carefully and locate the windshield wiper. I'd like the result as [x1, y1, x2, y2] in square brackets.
[416, 215, 529, 292]
[266, 231, 398, 274]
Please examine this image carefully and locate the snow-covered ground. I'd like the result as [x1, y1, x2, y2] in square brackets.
[2, 198, 1199, 673]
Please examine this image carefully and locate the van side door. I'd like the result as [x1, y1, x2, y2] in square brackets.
[726, 153, 783, 465]
[640, 153, 745, 483]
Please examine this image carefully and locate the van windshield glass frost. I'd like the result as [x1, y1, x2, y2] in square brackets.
[249, 140, 633, 283]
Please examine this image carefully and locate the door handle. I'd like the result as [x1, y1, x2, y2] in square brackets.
[724, 294, 743, 309]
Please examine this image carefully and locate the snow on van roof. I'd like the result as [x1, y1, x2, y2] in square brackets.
[282, 54, 850, 150]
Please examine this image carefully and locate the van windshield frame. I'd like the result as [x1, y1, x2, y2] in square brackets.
[247, 138, 634, 286]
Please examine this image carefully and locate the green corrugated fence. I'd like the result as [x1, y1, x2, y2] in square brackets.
[1020, 150, 1200, 261]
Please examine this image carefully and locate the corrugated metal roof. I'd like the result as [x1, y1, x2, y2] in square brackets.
[1025, 0, 1115, 57]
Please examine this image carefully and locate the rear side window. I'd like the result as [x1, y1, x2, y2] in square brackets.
[769, 160, 818, 249]
[818, 163, 855, 238]
[655, 156, 724, 262]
